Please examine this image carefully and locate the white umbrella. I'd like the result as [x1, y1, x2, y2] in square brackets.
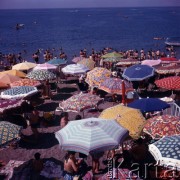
[62, 64, 89, 75]
[55, 117, 129, 155]
[33, 63, 57, 70]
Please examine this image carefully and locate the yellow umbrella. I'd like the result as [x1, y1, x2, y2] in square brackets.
[99, 104, 146, 139]
[12, 62, 37, 71]
[0, 74, 21, 84]
[77, 58, 95, 70]
[85, 67, 111, 87]
[0, 70, 26, 78]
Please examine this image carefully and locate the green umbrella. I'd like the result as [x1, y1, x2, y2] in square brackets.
[0, 121, 22, 146]
[102, 51, 123, 62]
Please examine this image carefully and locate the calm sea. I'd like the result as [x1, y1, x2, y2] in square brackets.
[0, 7, 180, 62]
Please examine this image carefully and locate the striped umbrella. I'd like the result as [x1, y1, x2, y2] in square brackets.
[33, 63, 57, 70]
[55, 118, 129, 155]
[0, 121, 22, 146]
[155, 76, 180, 90]
[99, 78, 133, 95]
[1, 86, 38, 99]
[149, 135, 180, 169]
[77, 58, 95, 70]
[27, 70, 56, 81]
[62, 64, 89, 75]
[102, 52, 123, 62]
[85, 67, 111, 87]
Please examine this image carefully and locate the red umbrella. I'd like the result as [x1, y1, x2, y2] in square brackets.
[160, 57, 178, 62]
[155, 76, 180, 90]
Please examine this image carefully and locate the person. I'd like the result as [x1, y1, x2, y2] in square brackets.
[63, 151, 83, 180]
[31, 152, 44, 180]
[29, 108, 40, 140]
[75, 114, 82, 120]
[91, 151, 104, 174]
[60, 112, 69, 128]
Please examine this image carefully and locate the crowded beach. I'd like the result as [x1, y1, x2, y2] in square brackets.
[0, 46, 180, 180]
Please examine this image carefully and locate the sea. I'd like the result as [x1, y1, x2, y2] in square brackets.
[0, 7, 180, 63]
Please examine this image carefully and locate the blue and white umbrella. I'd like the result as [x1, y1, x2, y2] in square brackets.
[127, 98, 170, 113]
[47, 58, 67, 66]
[149, 135, 180, 169]
[62, 64, 89, 75]
[1, 86, 38, 99]
[122, 64, 154, 81]
[55, 117, 129, 155]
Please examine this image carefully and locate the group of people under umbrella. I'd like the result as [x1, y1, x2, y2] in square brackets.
[0, 53, 180, 179]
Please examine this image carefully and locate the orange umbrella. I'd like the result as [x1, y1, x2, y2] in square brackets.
[0, 69, 26, 78]
[0, 82, 9, 89]
[0, 74, 21, 84]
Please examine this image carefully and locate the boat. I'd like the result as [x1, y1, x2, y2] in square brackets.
[16, 23, 25, 30]
[165, 37, 180, 46]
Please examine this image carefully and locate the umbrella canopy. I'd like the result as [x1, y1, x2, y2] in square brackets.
[122, 64, 155, 81]
[85, 67, 111, 87]
[99, 105, 146, 139]
[154, 64, 180, 75]
[0, 121, 22, 146]
[12, 62, 37, 71]
[0, 70, 26, 78]
[141, 59, 161, 67]
[116, 59, 140, 66]
[160, 57, 178, 62]
[55, 118, 129, 155]
[99, 78, 133, 95]
[102, 52, 123, 62]
[61, 64, 89, 75]
[0, 82, 9, 89]
[1, 86, 38, 99]
[10, 79, 41, 87]
[72, 56, 84, 63]
[47, 58, 67, 66]
[149, 135, 180, 169]
[127, 98, 170, 113]
[0, 74, 21, 84]
[27, 70, 56, 81]
[77, 58, 95, 70]
[33, 63, 57, 70]
[155, 76, 180, 90]
[59, 93, 103, 112]
[143, 115, 180, 139]
[0, 99, 25, 114]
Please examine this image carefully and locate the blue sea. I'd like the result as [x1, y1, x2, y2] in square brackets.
[0, 7, 180, 62]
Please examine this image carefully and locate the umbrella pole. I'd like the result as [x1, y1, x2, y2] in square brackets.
[121, 80, 126, 105]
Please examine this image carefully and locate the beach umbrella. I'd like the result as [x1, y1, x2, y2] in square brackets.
[72, 56, 84, 63]
[143, 115, 180, 139]
[77, 58, 95, 70]
[154, 64, 180, 75]
[0, 74, 21, 84]
[127, 98, 170, 113]
[27, 70, 56, 81]
[85, 67, 111, 87]
[61, 64, 89, 75]
[0, 70, 26, 78]
[33, 63, 57, 70]
[10, 79, 41, 87]
[141, 59, 161, 67]
[122, 64, 154, 81]
[0, 82, 9, 89]
[99, 105, 146, 139]
[1, 86, 38, 99]
[102, 51, 123, 62]
[0, 121, 22, 146]
[160, 57, 178, 62]
[155, 76, 180, 90]
[12, 62, 37, 71]
[149, 135, 180, 169]
[0, 99, 25, 114]
[47, 58, 67, 66]
[99, 78, 133, 95]
[59, 93, 103, 113]
[55, 118, 129, 155]
[116, 59, 140, 66]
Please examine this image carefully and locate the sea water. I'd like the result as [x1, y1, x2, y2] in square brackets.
[0, 7, 180, 62]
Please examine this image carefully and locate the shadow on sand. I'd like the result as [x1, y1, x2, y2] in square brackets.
[36, 102, 59, 112]
[19, 132, 59, 149]
[57, 87, 78, 93]
[51, 93, 72, 101]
